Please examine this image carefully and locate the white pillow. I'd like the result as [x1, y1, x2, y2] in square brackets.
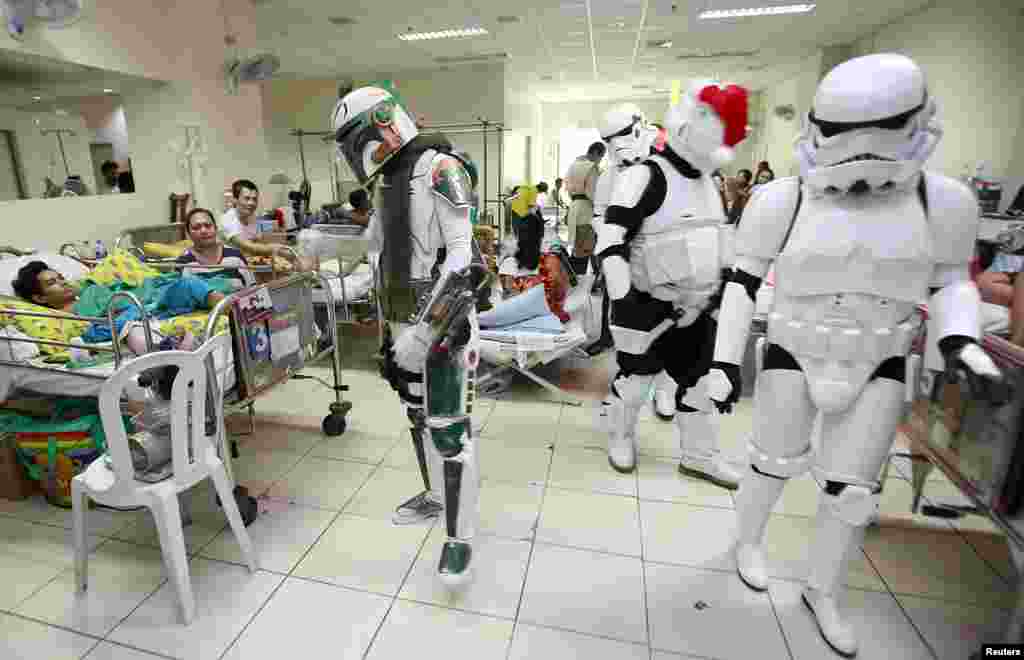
[0, 254, 89, 298]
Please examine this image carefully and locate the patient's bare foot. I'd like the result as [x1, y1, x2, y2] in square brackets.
[206, 292, 226, 309]
[177, 332, 197, 351]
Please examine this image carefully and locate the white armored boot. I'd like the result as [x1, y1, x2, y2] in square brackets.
[605, 374, 654, 473]
[676, 384, 742, 489]
[733, 464, 787, 591]
[653, 371, 677, 421]
[802, 485, 875, 657]
[676, 411, 743, 489]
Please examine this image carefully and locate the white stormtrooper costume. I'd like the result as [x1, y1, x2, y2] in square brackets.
[707, 54, 1009, 655]
[593, 108, 682, 419]
[596, 81, 748, 489]
[333, 85, 484, 588]
[588, 104, 656, 358]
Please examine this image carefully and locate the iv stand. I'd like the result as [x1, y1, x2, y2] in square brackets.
[288, 129, 318, 210]
[41, 128, 75, 177]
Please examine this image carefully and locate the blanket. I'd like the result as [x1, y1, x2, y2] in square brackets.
[0, 251, 230, 357]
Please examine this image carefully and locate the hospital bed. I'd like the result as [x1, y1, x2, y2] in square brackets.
[895, 329, 1024, 653]
[115, 222, 377, 325]
[113, 222, 364, 430]
[299, 224, 377, 324]
[475, 274, 596, 406]
[0, 247, 353, 485]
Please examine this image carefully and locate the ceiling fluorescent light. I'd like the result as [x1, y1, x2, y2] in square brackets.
[699, 4, 816, 19]
[398, 27, 488, 41]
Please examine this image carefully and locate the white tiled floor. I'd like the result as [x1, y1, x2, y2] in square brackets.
[0, 366, 1018, 659]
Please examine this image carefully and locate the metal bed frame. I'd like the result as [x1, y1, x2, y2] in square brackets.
[886, 331, 1024, 654]
[0, 245, 353, 456]
[301, 223, 379, 326]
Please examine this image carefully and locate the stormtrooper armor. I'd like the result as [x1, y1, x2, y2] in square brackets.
[588, 104, 657, 357]
[595, 80, 747, 489]
[333, 85, 484, 588]
[707, 54, 1007, 655]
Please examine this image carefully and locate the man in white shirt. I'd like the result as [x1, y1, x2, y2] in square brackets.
[220, 179, 290, 260]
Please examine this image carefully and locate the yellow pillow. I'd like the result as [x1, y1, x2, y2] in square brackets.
[158, 311, 228, 339]
[89, 250, 161, 287]
[0, 296, 89, 356]
[142, 240, 192, 259]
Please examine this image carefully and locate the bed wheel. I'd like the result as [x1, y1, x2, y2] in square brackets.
[322, 413, 347, 437]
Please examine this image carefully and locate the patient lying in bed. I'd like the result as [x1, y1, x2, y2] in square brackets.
[8, 259, 226, 357]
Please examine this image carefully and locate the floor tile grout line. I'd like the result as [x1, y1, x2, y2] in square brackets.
[636, 477, 654, 660]
[86, 639, 179, 660]
[646, 644, 721, 660]
[503, 400, 558, 660]
[391, 595, 515, 622]
[513, 619, 654, 653]
[60, 424, 377, 660]
[261, 408, 445, 660]
[948, 513, 1019, 588]
[0, 607, 120, 657]
[859, 547, 939, 660]
[215, 453, 388, 660]
[763, 583, 798, 660]
[78, 637, 104, 660]
[357, 505, 441, 659]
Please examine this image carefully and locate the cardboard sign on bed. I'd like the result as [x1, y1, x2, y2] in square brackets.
[229, 276, 317, 400]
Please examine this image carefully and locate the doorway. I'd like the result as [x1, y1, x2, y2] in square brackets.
[90, 142, 115, 194]
[557, 127, 602, 176]
[0, 130, 26, 201]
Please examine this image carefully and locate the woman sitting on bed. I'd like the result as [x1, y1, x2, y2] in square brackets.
[11, 260, 225, 355]
[495, 214, 571, 324]
[177, 208, 255, 290]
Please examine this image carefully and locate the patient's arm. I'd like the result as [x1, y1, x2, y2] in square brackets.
[977, 270, 1015, 307]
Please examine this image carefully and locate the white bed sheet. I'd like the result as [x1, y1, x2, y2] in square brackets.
[0, 347, 237, 401]
[479, 319, 588, 367]
[478, 275, 596, 367]
[312, 261, 374, 305]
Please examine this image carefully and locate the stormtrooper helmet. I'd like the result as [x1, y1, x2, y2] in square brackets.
[332, 86, 419, 185]
[663, 79, 749, 172]
[796, 53, 942, 196]
[600, 104, 656, 166]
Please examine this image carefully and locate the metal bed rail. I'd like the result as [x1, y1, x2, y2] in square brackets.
[0, 291, 153, 371]
[300, 223, 378, 325]
[114, 223, 188, 253]
[891, 331, 1024, 653]
[119, 244, 353, 438]
[203, 271, 351, 456]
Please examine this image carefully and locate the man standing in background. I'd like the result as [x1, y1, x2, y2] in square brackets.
[563, 142, 605, 275]
[552, 178, 566, 217]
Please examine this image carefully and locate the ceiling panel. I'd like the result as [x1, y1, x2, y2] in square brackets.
[250, 0, 937, 102]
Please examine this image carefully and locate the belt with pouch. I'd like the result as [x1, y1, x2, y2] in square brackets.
[379, 277, 438, 324]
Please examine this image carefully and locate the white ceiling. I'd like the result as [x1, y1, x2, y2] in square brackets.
[0, 49, 163, 111]
[250, 0, 934, 103]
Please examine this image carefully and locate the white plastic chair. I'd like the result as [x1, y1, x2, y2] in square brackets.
[72, 334, 258, 625]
